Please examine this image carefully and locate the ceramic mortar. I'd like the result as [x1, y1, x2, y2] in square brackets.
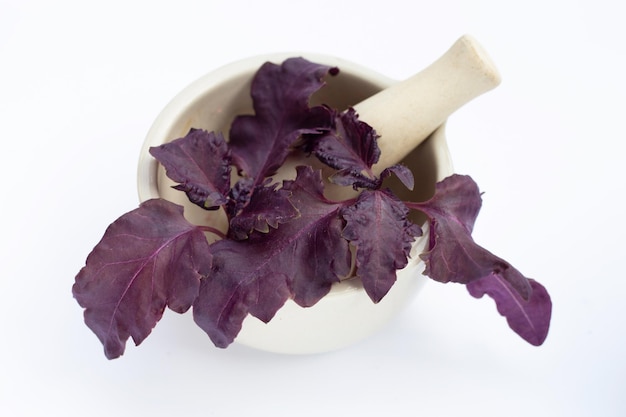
[137, 53, 455, 354]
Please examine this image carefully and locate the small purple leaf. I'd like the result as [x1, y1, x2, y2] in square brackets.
[342, 190, 421, 302]
[226, 177, 255, 219]
[467, 274, 552, 346]
[380, 164, 415, 190]
[72, 199, 211, 359]
[329, 169, 380, 190]
[305, 107, 381, 189]
[149, 129, 231, 210]
[229, 57, 337, 183]
[228, 181, 300, 240]
[407, 174, 531, 299]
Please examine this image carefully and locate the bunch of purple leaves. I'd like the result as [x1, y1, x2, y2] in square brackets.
[73, 58, 551, 359]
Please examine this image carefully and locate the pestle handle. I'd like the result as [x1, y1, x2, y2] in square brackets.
[353, 34, 502, 174]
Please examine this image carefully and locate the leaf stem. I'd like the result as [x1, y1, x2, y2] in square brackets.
[199, 225, 227, 240]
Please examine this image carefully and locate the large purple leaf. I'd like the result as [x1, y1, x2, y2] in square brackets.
[407, 174, 531, 299]
[467, 274, 552, 346]
[192, 239, 291, 348]
[280, 166, 352, 306]
[192, 166, 352, 347]
[72, 199, 211, 359]
[341, 190, 422, 302]
[229, 57, 336, 183]
[304, 107, 381, 189]
[149, 129, 231, 210]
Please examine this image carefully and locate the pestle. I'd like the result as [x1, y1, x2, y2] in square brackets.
[307, 34, 501, 201]
[354, 34, 501, 175]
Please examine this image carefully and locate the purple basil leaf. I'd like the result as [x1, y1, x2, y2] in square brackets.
[193, 239, 291, 348]
[467, 274, 552, 346]
[192, 166, 352, 347]
[407, 174, 532, 299]
[380, 164, 415, 190]
[329, 169, 380, 190]
[280, 166, 352, 306]
[305, 107, 381, 189]
[226, 177, 255, 219]
[72, 199, 211, 359]
[149, 129, 231, 210]
[228, 181, 300, 240]
[229, 57, 337, 183]
[342, 189, 422, 302]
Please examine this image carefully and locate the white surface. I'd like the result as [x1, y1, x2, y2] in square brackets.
[1, 1, 624, 416]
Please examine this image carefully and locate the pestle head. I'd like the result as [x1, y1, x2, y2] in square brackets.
[353, 34, 501, 175]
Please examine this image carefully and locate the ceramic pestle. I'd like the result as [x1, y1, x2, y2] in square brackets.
[355, 34, 501, 175]
[305, 34, 501, 201]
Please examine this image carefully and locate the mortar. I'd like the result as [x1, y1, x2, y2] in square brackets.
[137, 36, 497, 354]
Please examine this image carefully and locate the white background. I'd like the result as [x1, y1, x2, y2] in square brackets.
[1, 0, 624, 416]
